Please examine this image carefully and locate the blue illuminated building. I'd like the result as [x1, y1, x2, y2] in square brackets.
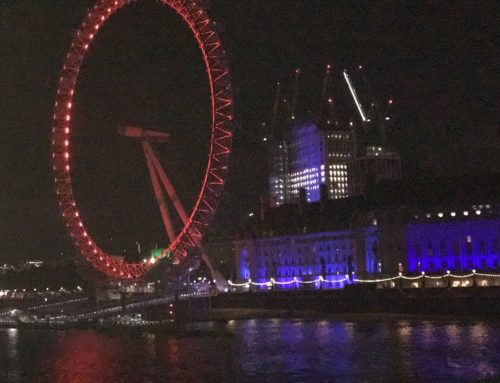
[235, 230, 362, 289]
[234, 196, 375, 289]
[288, 120, 324, 202]
[406, 211, 500, 273]
[235, 173, 500, 285]
[235, 208, 500, 287]
[362, 225, 380, 274]
[286, 119, 354, 203]
[267, 118, 354, 206]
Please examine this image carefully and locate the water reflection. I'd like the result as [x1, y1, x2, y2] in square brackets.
[470, 322, 488, 347]
[445, 323, 461, 345]
[0, 319, 498, 382]
[4, 328, 20, 383]
[398, 320, 412, 341]
[7, 328, 18, 358]
[421, 320, 435, 343]
[43, 331, 128, 383]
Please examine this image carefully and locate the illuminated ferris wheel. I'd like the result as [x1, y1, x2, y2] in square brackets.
[51, 0, 233, 280]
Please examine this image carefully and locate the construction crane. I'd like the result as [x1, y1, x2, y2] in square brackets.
[343, 69, 367, 123]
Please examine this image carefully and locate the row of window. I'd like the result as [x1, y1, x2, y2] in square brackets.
[256, 267, 352, 278]
[413, 238, 500, 257]
[257, 236, 354, 248]
[256, 254, 352, 266]
[415, 258, 499, 271]
[257, 246, 354, 257]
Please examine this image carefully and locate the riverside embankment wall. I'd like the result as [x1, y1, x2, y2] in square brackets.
[175, 286, 500, 317]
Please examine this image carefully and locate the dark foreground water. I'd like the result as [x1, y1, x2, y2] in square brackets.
[1, 319, 500, 383]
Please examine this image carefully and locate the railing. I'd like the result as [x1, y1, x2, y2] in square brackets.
[228, 276, 349, 291]
[356, 271, 500, 288]
[228, 271, 500, 291]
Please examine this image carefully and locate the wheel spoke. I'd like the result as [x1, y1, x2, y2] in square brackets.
[143, 142, 177, 244]
[144, 141, 189, 225]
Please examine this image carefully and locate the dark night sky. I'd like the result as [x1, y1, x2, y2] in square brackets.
[0, 0, 498, 263]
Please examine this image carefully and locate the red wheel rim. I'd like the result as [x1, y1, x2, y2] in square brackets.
[51, 0, 233, 279]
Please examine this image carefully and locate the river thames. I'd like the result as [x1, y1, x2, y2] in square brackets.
[1, 318, 499, 382]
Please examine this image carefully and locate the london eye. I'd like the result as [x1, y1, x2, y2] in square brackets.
[51, 0, 233, 280]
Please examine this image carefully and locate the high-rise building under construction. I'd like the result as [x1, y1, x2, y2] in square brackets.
[263, 65, 401, 206]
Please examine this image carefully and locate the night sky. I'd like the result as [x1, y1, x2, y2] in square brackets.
[1, 0, 498, 263]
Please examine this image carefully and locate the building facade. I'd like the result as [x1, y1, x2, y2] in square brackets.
[324, 128, 354, 200]
[234, 229, 368, 289]
[235, 203, 500, 287]
[406, 208, 500, 273]
[287, 121, 325, 202]
[269, 119, 355, 205]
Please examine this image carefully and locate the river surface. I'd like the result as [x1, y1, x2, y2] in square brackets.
[1, 319, 499, 382]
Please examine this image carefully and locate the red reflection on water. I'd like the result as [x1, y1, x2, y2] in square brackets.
[43, 331, 124, 383]
[166, 338, 180, 364]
